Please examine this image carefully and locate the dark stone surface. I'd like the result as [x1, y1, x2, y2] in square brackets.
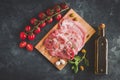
[0, 0, 120, 80]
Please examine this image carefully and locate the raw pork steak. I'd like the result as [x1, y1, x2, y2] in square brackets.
[44, 18, 87, 60]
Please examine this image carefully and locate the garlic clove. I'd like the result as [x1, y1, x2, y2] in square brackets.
[55, 61, 61, 66]
[60, 59, 65, 65]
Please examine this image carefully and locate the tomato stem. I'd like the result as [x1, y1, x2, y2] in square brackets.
[26, 7, 69, 35]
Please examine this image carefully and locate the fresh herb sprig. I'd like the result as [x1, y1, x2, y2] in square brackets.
[69, 49, 89, 73]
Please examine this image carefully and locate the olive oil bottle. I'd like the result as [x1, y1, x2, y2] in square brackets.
[95, 23, 108, 75]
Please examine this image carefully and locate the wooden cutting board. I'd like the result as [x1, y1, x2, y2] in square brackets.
[35, 9, 96, 70]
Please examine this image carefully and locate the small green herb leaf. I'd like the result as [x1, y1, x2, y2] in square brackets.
[69, 56, 81, 73]
[75, 61, 79, 66]
[74, 56, 81, 61]
[74, 65, 78, 73]
[68, 49, 89, 73]
[69, 60, 75, 64]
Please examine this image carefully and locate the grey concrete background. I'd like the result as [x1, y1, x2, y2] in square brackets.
[0, 0, 120, 80]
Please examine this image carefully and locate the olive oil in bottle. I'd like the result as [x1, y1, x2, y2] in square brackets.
[95, 23, 108, 75]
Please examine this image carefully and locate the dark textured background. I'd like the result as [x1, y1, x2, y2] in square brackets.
[0, 0, 120, 80]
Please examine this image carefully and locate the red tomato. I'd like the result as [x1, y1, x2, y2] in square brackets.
[25, 25, 31, 32]
[46, 17, 53, 24]
[39, 22, 46, 28]
[20, 32, 27, 40]
[26, 43, 33, 51]
[28, 33, 35, 40]
[54, 4, 61, 12]
[30, 18, 38, 25]
[19, 41, 27, 48]
[46, 9, 54, 16]
[38, 12, 46, 20]
[34, 27, 41, 34]
[55, 14, 62, 21]
[61, 3, 69, 9]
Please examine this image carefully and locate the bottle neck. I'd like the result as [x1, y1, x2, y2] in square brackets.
[99, 28, 105, 37]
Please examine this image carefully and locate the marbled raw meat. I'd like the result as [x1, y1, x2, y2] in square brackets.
[44, 18, 87, 60]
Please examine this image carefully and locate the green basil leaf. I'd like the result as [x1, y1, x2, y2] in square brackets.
[75, 61, 79, 66]
[74, 64, 78, 73]
[68, 60, 75, 64]
[74, 56, 81, 61]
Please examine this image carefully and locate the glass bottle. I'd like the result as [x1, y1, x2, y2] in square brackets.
[95, 23, 108, 75]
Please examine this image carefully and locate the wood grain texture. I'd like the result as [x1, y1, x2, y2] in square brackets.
[35, 9, 96, 70]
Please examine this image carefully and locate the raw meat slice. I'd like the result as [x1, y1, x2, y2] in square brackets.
[44, 18, 87, 60]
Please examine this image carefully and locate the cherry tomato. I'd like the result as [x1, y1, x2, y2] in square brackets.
[46, 9, 54, 16]
[38, 12, 46, 20]
[46, 17, 53, 24]
[20, 32, 27, 40]
[34, 27, 41, 34]
[39, 22, 46, 28]
[28, 33, 35, 40]
[54, 4, 61, 12]
[25, 25, 31, 32]
[19, 41, 27, 48]
[55, 14, 62, 21]
[26, 43, 33, 51]
[30, 18, 38, 25]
